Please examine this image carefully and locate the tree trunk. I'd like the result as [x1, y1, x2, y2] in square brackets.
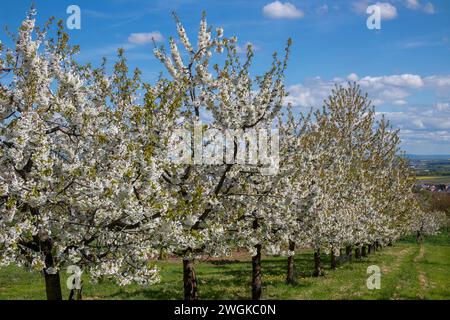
[376, 241, 382, 250]
[40, 235, 62, 300]
[416, 231, 422, 243]
[368, 245, 372, 254]
[286, 240, 296, 284]
[68, 282, 83, 300]
[313, 249, 321, 277]
[361, 246, 367, 257]
[252, 244, 262, 300]
[183, 259, 198, 300]
[44, 271, 62, 300]
[330, 250, 337, 270]
[355, 247, 361, 259]
[345, 245, 352, 262]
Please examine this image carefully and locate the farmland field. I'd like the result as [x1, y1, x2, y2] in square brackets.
[416, 176, 450, 184]
[407, 155, 450, 179]
[1, 231, 449, 300]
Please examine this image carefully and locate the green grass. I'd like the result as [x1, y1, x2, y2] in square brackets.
[1, 231, 449, 300]
[416, 175, 450, 184]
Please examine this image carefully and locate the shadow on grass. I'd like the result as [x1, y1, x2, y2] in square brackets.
[104, 251, 373, 299]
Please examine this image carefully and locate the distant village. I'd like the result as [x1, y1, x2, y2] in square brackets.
[406, 155, 450, 194]
[417, 183, 450, 193]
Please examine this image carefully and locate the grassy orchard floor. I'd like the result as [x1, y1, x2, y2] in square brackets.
[0, 231, 449, 300]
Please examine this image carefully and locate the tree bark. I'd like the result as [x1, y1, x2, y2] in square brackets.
[376, 241, 382, 250]
[286, 240, 296, 284]
[183, 259, 198, 300]
[345, 245, 352, 262]
[40, 235, 62, 300]
[355, 247, 361, 259]
[44, 271, 62, 300]
[361, 246, 367, 257]
[313, 248, 321, 277]
[330, 250, 337, 270]
[252, 244, 262, 300]
[416, 231, 422, 243]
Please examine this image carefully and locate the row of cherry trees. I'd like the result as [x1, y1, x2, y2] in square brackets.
[0, 11, 446, 300]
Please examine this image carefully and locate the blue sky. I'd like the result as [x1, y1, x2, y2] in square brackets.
[1, 0, 449, 154]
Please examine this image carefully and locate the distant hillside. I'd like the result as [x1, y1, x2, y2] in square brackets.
[403, 154, 450, 160]
[403, 154, 450, 178]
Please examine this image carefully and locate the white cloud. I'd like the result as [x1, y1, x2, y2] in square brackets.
[263, 1, 304, 19]
[376, 2, 398, 19]
[413, 119, 426, 129]
[400, 111, 448, 131]
[128, 32, 164, 45]
[286, 77, 333, 108]
[423, 2, 435, 14]
[355, 0, 435, 19]
[286, 73, 450, 153]
[285, 73, 450, 108]
[379, 87, 410, 100]
[436, 102, 449, 111]
[405, 0, 421, 9]
[352, 1, 398, 20]
[347, 73, 359, 81]
[393, 100, 408, 106]
[378, 106, 450, 131]
[316, 4, 329, 15]
[404, 0, 435, 14]
[424, 75, 450, 88]
[359, 74, 424, 89]
[286, 85, 320, 108]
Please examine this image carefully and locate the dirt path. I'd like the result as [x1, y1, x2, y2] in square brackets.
[414, 244, 425, 262]
[381, 247, 411, 275]
[389, 246, 417, 300]
[415, 244, 427, 299]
